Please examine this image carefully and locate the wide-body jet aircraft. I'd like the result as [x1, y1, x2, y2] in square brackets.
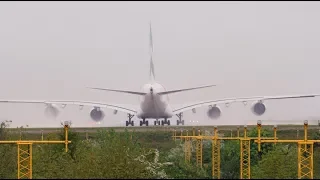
[1, 23, 319, 126]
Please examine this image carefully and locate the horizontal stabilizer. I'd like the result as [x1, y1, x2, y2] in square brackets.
[88, 87, 147, 96]
[158, 84, 216, 95]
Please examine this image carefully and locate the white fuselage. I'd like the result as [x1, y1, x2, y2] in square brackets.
[136, 82, 173, 119]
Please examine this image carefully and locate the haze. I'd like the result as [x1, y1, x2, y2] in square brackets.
[0, 1, 320, 128]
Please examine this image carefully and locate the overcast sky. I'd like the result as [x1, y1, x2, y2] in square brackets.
[1, 1, 320, 128]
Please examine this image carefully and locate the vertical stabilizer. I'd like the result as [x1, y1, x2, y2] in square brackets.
[149, 22, 156, 82]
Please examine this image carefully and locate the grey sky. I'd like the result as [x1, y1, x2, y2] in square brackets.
[0, 1, 320, 128]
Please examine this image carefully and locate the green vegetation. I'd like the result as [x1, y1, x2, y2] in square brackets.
[1, 121, 320, 179]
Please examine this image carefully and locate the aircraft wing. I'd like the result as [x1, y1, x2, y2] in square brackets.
[172, 94, 320, 115]
[0, 100, 138, 115]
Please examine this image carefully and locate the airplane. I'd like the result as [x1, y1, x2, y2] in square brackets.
[0, 23, 320, 127]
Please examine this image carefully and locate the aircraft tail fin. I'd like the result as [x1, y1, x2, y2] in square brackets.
[149, 22, 156, 82]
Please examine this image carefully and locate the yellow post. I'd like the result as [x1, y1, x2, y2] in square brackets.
[304, 121, 308, 142]
[273, 125, 277, 145]
[17, 142, 32, 179]
[17, 143, 20, 179]
[240, 125, 250, 179]
[196, 129, 203, 168]
[212, 126, 221, 179]
[257, 121, 261, 152]
[184, 135, 191, 163]
[298, 142, 313, 179]
[64, 124, 69, 153]
[185, 129, 189, 161]
[297, 120, 313, 179]
[240, 139, 250, 179]
[29, 144, 32, 179]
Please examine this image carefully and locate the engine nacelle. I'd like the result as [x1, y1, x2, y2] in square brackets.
[251, 101, 266, 116]
[90, 107, 105, 122]
[207, 106, 221, 119]
[44, 104, 60, 119]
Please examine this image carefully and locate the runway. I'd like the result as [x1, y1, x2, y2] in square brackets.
[6, 124, 320, 134]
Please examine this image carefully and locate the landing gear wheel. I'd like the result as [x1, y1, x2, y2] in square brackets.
[176, 120, 180, 125]
[158, 121, 160, 125]
[181, 120, 184, 125]
[140, 121, 143, 126]
[146, 121, 149, 126]
[161, 120, 164, 126]
[154, 121, 157, 126]
[168, 120, 170, 126]
[126, 121, 129, 127]
[132, 121, 134, 126]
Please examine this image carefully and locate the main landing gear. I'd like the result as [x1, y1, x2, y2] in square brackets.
[125, 114, 134, 126]
[140, 118, 149, 126]
[161, 118, 170, 126]
[153, 119, 170, 126]
[176, 113, 185, 125]
[154, 119, 161, 126]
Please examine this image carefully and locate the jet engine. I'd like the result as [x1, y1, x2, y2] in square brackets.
[90, 107, 105, 121]
[207, 106, 221, 119]
[44, 104, 60, 119]
[251, 101, 266, 116]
